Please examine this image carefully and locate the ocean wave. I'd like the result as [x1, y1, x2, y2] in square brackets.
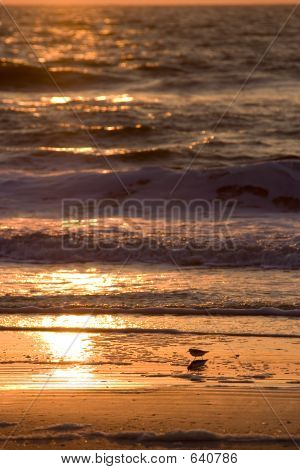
[0, 231, 299, 268]
[0, 125, 155, 149]
[0, 147, 183, 174]
[0, 160, 299, 211]
[0, 60, 125, 90]
[0, 58, 266, 93]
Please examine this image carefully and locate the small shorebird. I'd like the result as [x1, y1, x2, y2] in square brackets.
[187, 359, 207, 371]
[188, 348, 209, 357]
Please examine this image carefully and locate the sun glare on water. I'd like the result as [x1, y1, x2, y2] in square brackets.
[49, 96, 71, 104]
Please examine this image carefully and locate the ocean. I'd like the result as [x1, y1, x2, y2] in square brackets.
[0, 5, 299, 399]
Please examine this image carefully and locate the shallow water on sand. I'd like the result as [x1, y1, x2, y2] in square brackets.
[0, 325, 299, 391]
[0, 261, 299, 392]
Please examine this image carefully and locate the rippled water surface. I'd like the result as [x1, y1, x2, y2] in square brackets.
[1, 5, 300, 171]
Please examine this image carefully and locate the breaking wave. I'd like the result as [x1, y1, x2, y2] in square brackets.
[0, 160, 299, 212]
[0, 231, 299, 268]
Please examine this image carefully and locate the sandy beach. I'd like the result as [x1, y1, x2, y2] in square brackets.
[0, 387, 299, 450]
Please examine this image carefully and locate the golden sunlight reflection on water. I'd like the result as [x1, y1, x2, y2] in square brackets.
[48, 270, 117, 294]
[1, 262, 300, 306]
[49, 96, 71, 105]
[0, 312, 299, 391]
[42, 329, 92, 362]
[5, 314, 140, 390]
[40, 317, 95, 388]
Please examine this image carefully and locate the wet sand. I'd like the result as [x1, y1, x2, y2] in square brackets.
[0, 387, 299, 450]
[0, 314, 299, 450]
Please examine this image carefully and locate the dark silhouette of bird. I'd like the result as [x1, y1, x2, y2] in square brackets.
[188, 348, 209, 357]
[187, 359, 207, 371]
